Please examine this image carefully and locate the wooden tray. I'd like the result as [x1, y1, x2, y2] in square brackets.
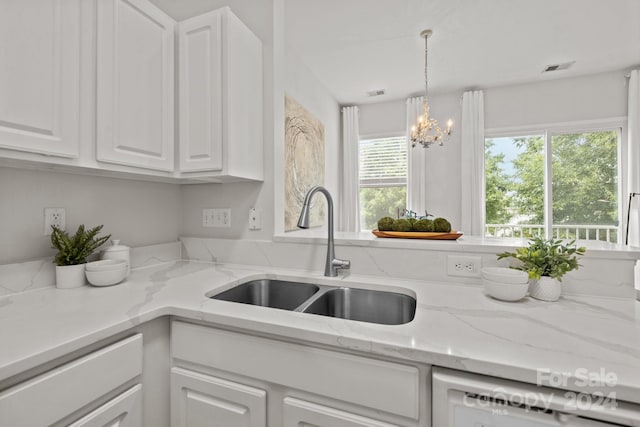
[372, 229, 463, 240]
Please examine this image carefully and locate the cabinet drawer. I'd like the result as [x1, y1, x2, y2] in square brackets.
[172, 321, 419, 419]
[0, 334, 142, 427]
[283, 397, 402, 427]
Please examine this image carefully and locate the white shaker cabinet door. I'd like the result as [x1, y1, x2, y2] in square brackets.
[96, 0, 175, 172]
[68, 384, 142, 427]
[0, 0, 81, 158]
[178, 10, 224, 173]
[171, 368, 266, 427]
[178, 7, 263, 181]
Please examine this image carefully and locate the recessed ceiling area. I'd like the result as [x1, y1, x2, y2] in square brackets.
[284, 0, 640, 104]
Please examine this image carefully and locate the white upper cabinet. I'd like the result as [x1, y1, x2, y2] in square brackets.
[178, 7, 263, 181]
[0, 0, 81, 158]
[96, 0, 175, 172]
[1, 1, 263, 182]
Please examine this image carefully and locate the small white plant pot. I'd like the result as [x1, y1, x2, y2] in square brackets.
[55, 264, 87, 289]
[529, 276, 561, 301]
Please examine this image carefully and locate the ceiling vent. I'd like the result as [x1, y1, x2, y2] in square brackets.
[366, 89, 386, 97]
[542, 61, 575, 73]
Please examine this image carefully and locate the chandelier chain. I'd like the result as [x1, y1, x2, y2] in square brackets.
[424, 37, 429, 99]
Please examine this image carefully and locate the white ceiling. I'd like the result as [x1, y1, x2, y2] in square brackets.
[284, 0, 640, 104]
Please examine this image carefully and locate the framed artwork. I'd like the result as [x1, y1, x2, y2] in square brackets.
[284, 95, 325, 231]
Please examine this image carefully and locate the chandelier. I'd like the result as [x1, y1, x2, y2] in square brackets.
[410, 29, 453, 148]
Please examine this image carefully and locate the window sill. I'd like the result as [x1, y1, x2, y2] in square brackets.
[273, 229, 640, 260]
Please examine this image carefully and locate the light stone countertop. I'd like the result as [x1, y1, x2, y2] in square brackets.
[0, 261, 639, 404]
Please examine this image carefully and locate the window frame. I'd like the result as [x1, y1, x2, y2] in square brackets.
[357, 133, 408, 231]
[484, 117, 627, 241]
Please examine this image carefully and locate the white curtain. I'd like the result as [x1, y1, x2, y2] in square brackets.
[406, 96, 428, 216]
[340, 106, 360, 232]
[460, 90, 485, 235]
[627, 70, 640, 246]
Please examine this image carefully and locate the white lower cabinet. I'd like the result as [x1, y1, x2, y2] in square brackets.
[283, 397, 402, 427]
[171, 367, 266, 427]
[0, 334, 142, 427]
[170, 321, 421, 427]
[68, 384, 143, 427]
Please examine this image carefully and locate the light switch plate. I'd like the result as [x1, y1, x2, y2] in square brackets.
[202, 208, 231, 228]
[249, 208, 262, 230]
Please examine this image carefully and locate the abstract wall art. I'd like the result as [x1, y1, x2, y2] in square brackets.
[284, 95, 325, 231]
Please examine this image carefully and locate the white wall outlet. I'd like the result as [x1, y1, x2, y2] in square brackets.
[447, 255, 482, 277]
[249, 208, 262, 230]
[202, 208, 231, 228]
[44, 207, 66, 235]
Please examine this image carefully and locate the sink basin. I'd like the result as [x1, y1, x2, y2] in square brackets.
[301, 287, 416, 325]
[209, 279, 416, 325]
[210, 279, 319, 310]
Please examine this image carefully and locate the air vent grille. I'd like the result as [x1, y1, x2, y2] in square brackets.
[366, 89, 386, 97]
[542, 61, 575, 73]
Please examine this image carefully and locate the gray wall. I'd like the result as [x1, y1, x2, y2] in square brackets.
[0, 167, 181, 264]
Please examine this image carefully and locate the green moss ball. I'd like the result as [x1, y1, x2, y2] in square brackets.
[433, 217, 452, 232]
[407, 218, 418, 230]
[413, 218, 434, 232]
[377, 216, 395, 231]
[391, 219, 412, 232]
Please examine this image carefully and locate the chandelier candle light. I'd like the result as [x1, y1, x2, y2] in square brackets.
[411, 29, 453, 148]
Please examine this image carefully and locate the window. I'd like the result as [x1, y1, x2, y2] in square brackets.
[485, 128, 620, 243]
[358, 136, 407, 230]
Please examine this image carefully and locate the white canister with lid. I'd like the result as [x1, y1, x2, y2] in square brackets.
[101, 239, 130, 275]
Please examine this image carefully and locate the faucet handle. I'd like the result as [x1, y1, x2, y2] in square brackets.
[332, 258, 351, 271]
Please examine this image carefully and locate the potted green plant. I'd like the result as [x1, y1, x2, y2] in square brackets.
[51, 224, 111, 289]
[497, 237, 586, 301]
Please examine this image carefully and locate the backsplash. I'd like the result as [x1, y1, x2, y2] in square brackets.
[180, 237, 638, 299]
[1, 237, 636, 299]
[0, 242, 181, 297]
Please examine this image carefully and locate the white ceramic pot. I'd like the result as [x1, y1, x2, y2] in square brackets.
[55, 264, 87, 289]
[529, 276, 561, 301]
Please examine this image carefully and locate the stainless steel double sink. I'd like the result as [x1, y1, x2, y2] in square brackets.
[208, 279, 416, 325]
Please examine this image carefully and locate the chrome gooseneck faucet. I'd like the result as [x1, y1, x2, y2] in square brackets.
[297, 186, 351, 277]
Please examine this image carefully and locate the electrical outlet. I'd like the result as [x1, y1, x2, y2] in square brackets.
[202, 208, 231, 228]
[44, 207, 66, 235]
[447, 255, 481, 277]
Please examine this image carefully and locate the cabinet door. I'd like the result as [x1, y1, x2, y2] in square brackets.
[283, 397, 402, 427]
[96, 0, 175, 171]
[171, 368, 266, 427]
[0, 0, 81, 158]
[68, 384, 142, 427]
[178, 10, 224, 172]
